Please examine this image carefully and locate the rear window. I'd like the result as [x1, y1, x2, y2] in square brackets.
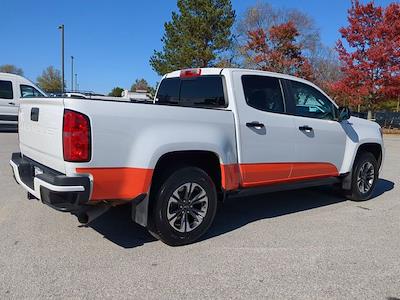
[0, 80, 13, 99]
[156, 75, 226, 108]
[156, 78, 180, 105]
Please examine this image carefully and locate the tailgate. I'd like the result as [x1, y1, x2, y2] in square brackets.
[18, 98, 66, 173]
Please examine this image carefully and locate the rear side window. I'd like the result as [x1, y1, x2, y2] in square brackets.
[20, 85, 44, 98]
[155, 75, 226, 108]
[241, 75, 284, 113]
[0, 80, 13, 99]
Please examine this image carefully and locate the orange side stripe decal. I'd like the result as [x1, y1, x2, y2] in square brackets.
[220, 164, 241, 190]
[222, 162, 339, 190]
[76, 167, 153, 201]
[290, 162, 339, 179]
[239, 163, 292, 188]
[78, 162, 338, 200]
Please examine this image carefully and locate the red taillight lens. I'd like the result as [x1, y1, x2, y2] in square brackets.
[63, 110, 91, 162]
[180, 68, 202, 78]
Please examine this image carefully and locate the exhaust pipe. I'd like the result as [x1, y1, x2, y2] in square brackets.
[77, 205, 110, 224]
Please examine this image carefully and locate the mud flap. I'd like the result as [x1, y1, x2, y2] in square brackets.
[131, 193, 149, 227]
[341, 172, 352, 190]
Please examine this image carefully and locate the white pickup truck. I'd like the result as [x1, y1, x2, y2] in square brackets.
[10, 68, 384, 245]
[0, 73, 46, 128]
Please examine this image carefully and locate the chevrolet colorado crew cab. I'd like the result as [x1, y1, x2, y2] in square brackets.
[10, 68, 384, 246]
[0, 73, 46, 128]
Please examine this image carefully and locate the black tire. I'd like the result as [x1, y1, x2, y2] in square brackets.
[346, 152, 378, 201]
[148, 167, 217, 246]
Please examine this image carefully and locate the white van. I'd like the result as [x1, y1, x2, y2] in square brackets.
[0, 73, 46, 127]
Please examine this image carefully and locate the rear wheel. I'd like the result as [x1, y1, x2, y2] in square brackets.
[148, 167, 217, 246]
[346, 152, 378, 201]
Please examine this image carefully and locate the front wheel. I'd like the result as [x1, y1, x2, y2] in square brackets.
[346, 152, 378, 201]
[148, 167, 217, 246]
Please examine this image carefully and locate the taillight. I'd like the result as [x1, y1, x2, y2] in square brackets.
[63, 110, 91, 162]
[180, 68, 202, 78]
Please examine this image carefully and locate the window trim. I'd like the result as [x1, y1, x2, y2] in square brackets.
[240, 74, 288, 115]
[0, 80, 14, 100]
[283, 79, 338, 121]
[155, 75, 228, 109]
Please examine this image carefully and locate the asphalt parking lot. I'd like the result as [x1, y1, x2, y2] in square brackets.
[0, 132, 399, 299]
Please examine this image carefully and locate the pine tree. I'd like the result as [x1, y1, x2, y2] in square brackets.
[150, 0, 235, 75]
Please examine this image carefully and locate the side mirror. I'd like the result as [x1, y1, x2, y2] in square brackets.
[338, 106, 351, 122]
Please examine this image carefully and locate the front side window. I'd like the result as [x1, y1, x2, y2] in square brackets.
[290, 80, 335, 120]
[241, 75, 284, 113]
[0, 80, 13, 99]
[20, 85, 44, 98]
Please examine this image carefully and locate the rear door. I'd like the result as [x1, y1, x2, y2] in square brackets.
[284, 79, 346, 177]
[232, 71, 298, 188]
[19, 98, 66, 173]
[0, 79, 18, 123]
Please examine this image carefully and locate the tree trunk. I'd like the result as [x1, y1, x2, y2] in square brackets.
[367, 110, 373, 120]
[367, 95, 373, 120]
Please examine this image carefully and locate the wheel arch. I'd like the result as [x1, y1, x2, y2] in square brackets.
[132, 149, 239, 227]
[354, 143, 383, 169]
[150, 150, 224, 195]
[341, 142, 383, 190]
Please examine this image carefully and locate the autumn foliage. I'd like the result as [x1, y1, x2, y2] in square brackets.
[244, 21, 313, 80]
[241, 1, 399, 113]
[331, 0, 400, 109]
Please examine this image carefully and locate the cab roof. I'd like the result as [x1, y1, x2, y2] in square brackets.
[164, 67, 316, 86]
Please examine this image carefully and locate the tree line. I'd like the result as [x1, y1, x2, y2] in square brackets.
[0, 64, 155, 97]
[0, 64, 64, 94]
[150, 0, 400, 114]
[2, 0, 398, 112]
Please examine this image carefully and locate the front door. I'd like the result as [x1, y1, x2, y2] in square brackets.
[285, 79, 346, 178]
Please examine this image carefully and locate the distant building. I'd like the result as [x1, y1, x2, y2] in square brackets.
[121, 89, 151, 101]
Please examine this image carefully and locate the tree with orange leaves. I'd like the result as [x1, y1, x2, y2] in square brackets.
[333, 0, 400, 117]
[244, 21, 314, 80]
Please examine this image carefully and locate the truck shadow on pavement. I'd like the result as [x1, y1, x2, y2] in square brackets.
[87, 204, 157, 248]
[87, 178, 394, 248]
[203, 178, 394, 242]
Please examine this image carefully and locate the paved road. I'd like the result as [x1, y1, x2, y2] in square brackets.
[0, 132, 399, 299]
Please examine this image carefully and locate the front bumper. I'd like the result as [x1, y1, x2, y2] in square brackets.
[10, 152, 91, 212]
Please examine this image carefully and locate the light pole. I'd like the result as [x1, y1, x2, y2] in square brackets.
[75, 73, 78, 91]
[58, 24, 65, 93]
[71, 56, 74, 91]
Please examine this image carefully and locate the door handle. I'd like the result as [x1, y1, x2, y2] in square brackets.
[299, 125, 313, 132]
[8, 102, 15, 105]
[246, 121, 265, 129]
[31, 108, 39, 122]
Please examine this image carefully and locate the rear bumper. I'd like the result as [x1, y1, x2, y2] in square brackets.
[10, 152, 91, 212]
